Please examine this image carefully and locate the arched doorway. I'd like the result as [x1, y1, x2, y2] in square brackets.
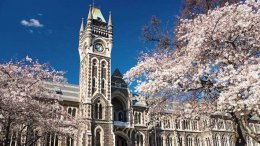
[115, 135, 128, 146]
[112, 97, 127, 122]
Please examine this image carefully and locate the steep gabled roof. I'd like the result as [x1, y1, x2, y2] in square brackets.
[92, 7, 106, 23]
[112, 68, 123, 78]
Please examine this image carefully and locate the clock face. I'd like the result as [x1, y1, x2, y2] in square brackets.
[94, 43, 104, 52]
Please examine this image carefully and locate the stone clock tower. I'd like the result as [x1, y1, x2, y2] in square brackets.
[78, 5, 114, 146]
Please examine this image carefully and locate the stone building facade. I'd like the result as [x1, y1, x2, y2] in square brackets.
[30, 5, 260, 146]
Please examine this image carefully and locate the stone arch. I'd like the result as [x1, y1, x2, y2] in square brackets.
[195, 135, 202, 146]
[166, 133, 174, 146]
[112, 92, 129, 122]
[112, 91, 128, 105]
[115, 131, 130, 141]
[92, 93, 108, 104]
[91, 58, 99, 95]
[92, 95, 107, 120]
[94, 126, 104, 146]
[91, 57, 99, 62]
[186, 134, 193, 146]
[214, 134, 221, 146]
[178, 135, 184, 146]
[99, 60, 107, 96]
[136, 131, 145, 146]
[100, 59, 108, 65]
[114, 131, 129, 146]
[221, 134, 229, 146]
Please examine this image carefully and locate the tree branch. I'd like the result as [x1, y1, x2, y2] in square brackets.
[239, 116, 260, 144]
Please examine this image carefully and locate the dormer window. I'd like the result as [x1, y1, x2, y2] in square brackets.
[55, 88, 63, 95]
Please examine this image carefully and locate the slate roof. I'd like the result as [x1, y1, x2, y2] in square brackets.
[112, 68, 123, 78]
[45, 82, 80, 102]
[111, 68, 129, 97]
[92, 7, 106, 23]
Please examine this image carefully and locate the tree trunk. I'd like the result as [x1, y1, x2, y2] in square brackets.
[239, 116, 260, 144]
[4, 116, 11, 146]
[154, 126, 157, 146]
[234, 116, 246, 146]
[17, 132, 22, 146]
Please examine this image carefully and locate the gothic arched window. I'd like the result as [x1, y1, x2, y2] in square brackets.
[218, 119, 224, 129]
[140, 134, 143, 146]
[187, 120, 190, 129]
[176, 119, 180, 129]
[206, 137, 211, 146]
[96, 129, 101, 146]
[99, 104, 103, 119]
[195, 137, 201, 146]
[194, 121, 198, 130]
[93, 78, 96, 88]
[101, 61, 106, 95]
[203, 119, 208, 128]
[134, 112, 138, 124]
[136, 134, 139, 146]
[136, 133, 143, 146]
[95, 103, 99, 119]
[214, 135, 220, 146]
[187, 136, 193, 146]
[66, 135, 74, 146]
[67, 107, 77, 118]
[180, 137, 183, 146]
[72, 108, 76, 117]
[166, 135, 172, 146]
[92, 59, 97, 75]
[95, 101, 103, 119]
[138, 113, 141, 124]
[68, 108, 72, 115]
[101, 79, 105, 94]
[46, 133, 59, 146]
[101, 61, 106, 79]
[92, 59, 97, 94]
[222, 136, 228, 146]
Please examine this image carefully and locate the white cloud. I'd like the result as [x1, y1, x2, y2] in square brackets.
[21, 19, 44, 28]
[37, 13, 43, 16]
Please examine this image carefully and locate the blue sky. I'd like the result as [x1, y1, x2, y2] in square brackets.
[0, 0, 181, 84]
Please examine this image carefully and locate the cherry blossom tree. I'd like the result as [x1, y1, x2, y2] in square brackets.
[0, 57, 79, 146]
[125, 0, 260, 144]
[181, 0, 241, 19]
[142, 0, 242, 50]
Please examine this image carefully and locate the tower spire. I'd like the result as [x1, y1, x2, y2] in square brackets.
[80, 18, 84, 32]
[108, 11, 112, 27]
[87, 5, 93, 21]
[108, 11, 113, 38]
[87, 5, 93, 29]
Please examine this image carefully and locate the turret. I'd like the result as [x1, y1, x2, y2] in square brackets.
[108, 11, 112, 29]
[79, 18, 84, 36]
[108, 11, 113, 37]
[87, 5, 93, 24]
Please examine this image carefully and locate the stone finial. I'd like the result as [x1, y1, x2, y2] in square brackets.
[80, 18, 84, 32]
[108, 11, 112, 27]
